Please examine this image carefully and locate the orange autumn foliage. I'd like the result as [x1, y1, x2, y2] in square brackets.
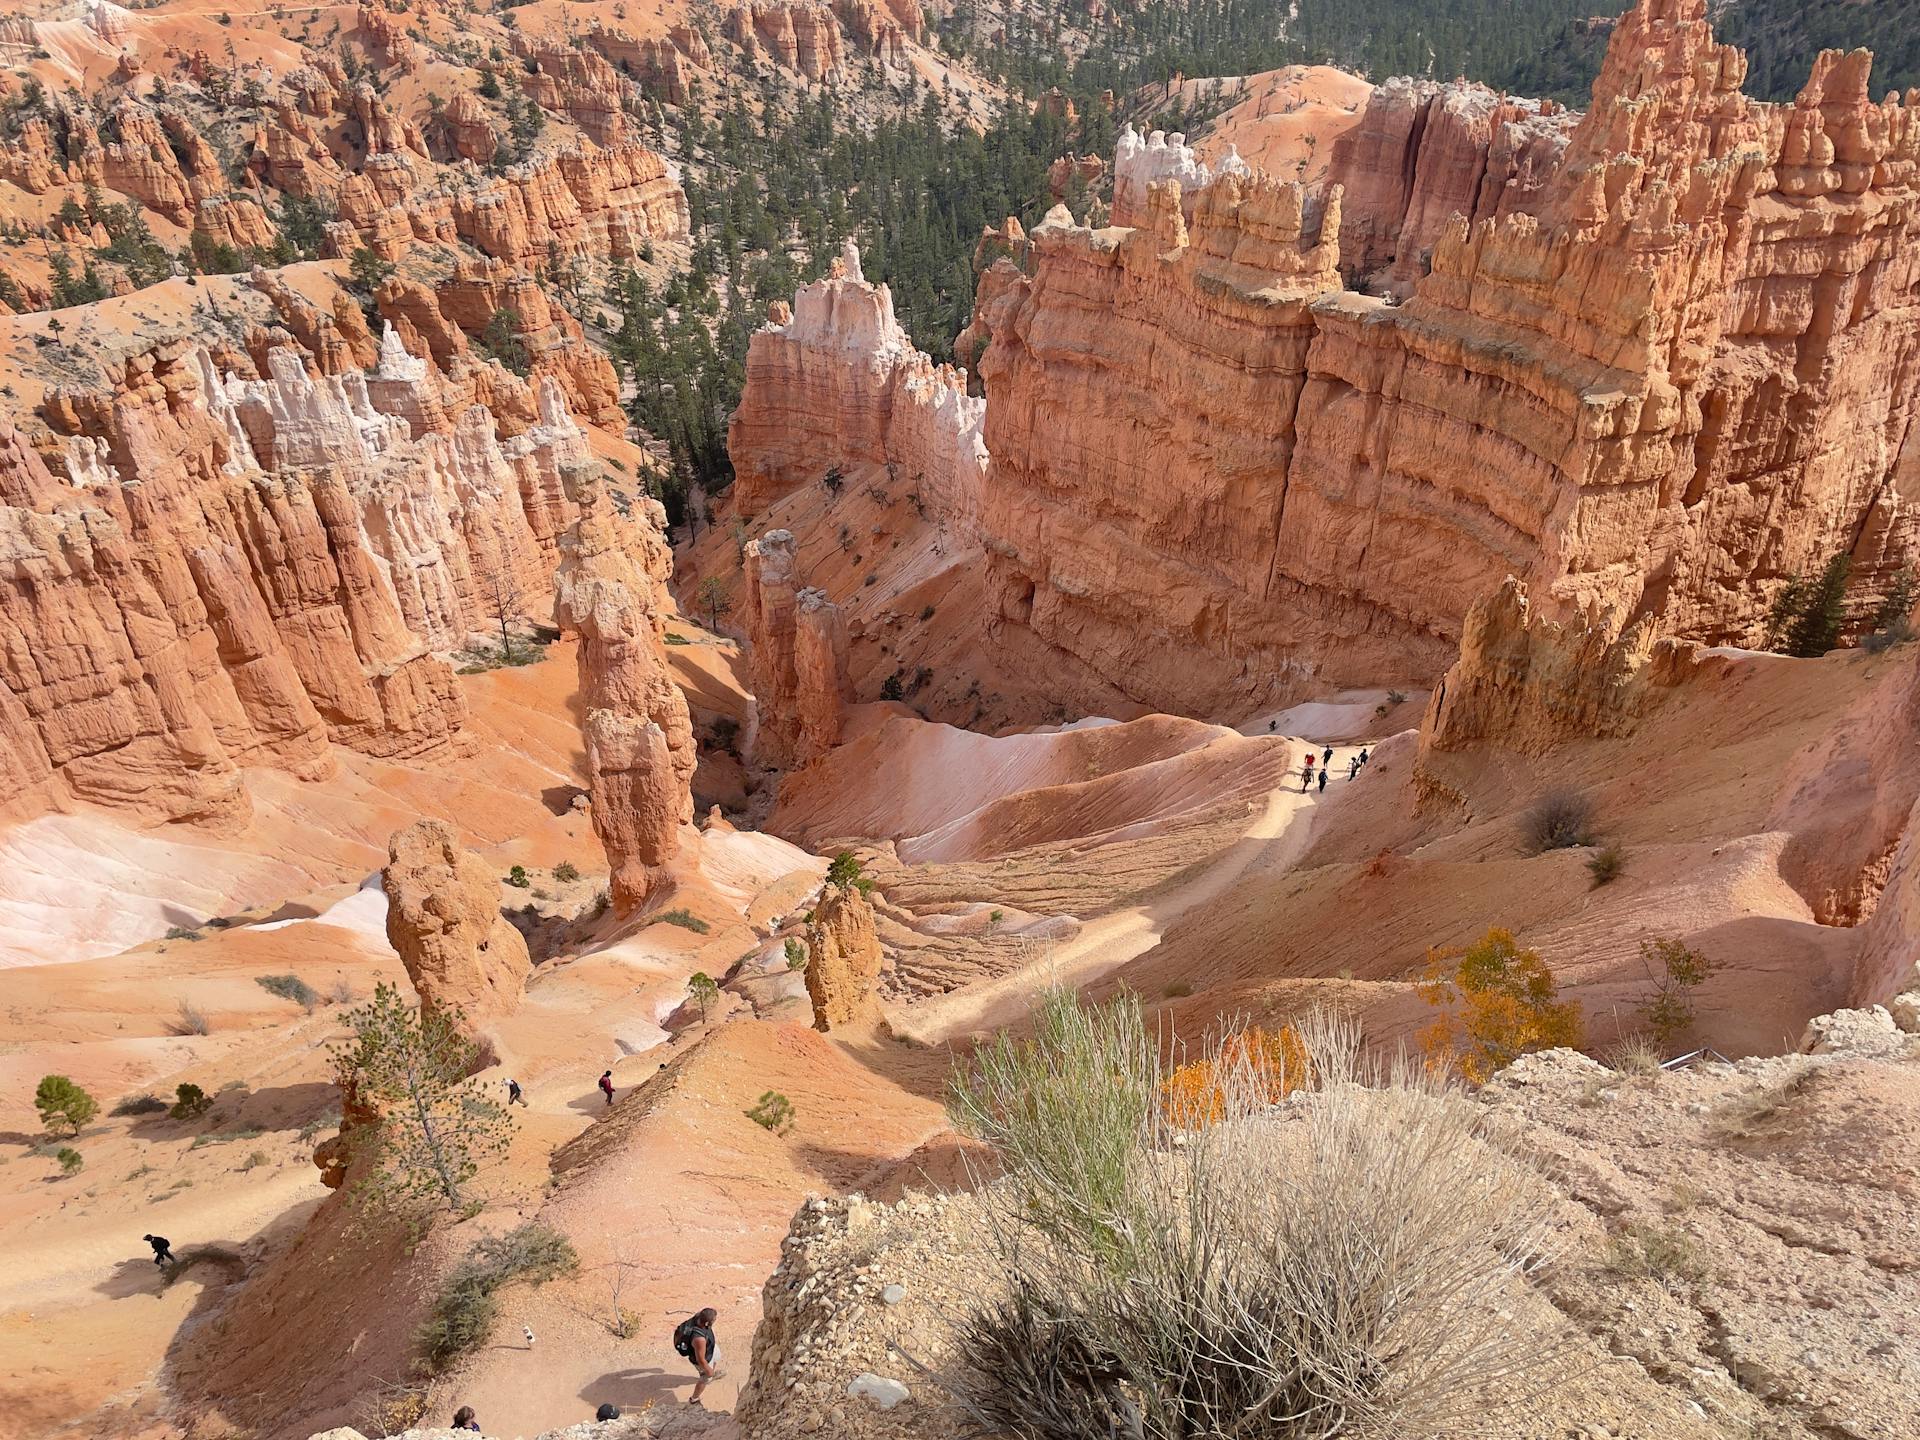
[1161, 1025, 1310, 1127]
[1417, 927, 1583, 1082]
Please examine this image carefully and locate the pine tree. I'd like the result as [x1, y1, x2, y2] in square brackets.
[1784, 553, 1853, 657]
[329, 983, 512, 1216]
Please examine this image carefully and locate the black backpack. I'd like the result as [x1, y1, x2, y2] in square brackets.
[673, 1318, 713, 1358]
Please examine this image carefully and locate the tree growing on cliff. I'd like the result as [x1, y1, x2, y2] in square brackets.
[479, 307, 531, 377]
[1766, 553, 1855, 656]
[347, 246, 394, 297]
[330, 983, 512, 1217]
[34, 1075, 97, 1137]
[1785, 554, 1853, 657]
[1418, 928, 1583, 1082]
[695, 575, 732, 633]
[686, 971, 719, 1024]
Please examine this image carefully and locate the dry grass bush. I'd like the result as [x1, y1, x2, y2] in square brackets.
[1603, 1221, 1712, 1291]
[1521, 789, 1596, 854]
[1710, 1063, 1817, 1142]
[416, 1223, 578, 1373]
[949, 994, 1571, 1439]
[1605, 1033, 1663, 1076]
[169, 1000, 211, 1036]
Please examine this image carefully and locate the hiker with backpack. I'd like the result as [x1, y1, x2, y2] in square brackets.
[1300, 755, 1315, 792]
[144, 1234, 174, 1268]
[599, 1071, 615, 1107]
[674, 1308, 721, 1405]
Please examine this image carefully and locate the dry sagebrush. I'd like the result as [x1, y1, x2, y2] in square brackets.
[948, 996, 1572, 1439]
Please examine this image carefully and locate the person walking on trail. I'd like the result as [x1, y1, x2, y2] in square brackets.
[452, 1407, 481, 1433]
[144, 1234, 174, 1267]
[1317, 767, 1328, 795]
[1348, 755, 1361, 781]
[1300, 755, 1315, 792]
[505, 1078, 527, 1107]
[674, 1308, 722, 1405]
[1322, 745, 1333, 766]
[598, 1070, 615, 1106]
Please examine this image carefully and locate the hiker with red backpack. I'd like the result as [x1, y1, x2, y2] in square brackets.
[673, 1308, 721, 1405]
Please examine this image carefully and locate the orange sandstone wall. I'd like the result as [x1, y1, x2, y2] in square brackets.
[963, 0, 1920, 718]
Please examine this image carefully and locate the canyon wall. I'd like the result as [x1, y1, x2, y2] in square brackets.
[1324, 79, 1576, 293]
[727, 241, 988, 536]
[0, 285, 599, 828]
[957, 0, 1920, 717]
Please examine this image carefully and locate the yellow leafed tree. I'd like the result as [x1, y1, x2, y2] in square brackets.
[1418, 928, 1582, 1082]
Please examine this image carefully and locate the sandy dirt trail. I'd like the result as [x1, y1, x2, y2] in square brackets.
[894, 745, 1365, 1043]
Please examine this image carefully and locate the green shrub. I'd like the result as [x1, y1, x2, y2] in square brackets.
[745, 1091, 795, 1133]
[35, 1075, 98, 1136]
[784, 937, 807, 971]
[256, 973, 320, 1010]
[1638, 937, 1718, 1046]
[171, 1083, 213, 1121]
[655, 908, 709, 933]
[111, 1093, 168, 1117]
[505, 865, 531, 889]
[826, 850, 864, 891]
[416, 1224, 579, 1372]
[56, 1147, 83, 1175]
[165, 925, 204, 942]
[663, 632, 692, 645]
[552, 860, 580, 883]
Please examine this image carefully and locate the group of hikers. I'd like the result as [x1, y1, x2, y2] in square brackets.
[446, 1309, 722, 1433]
[1300, 744, 1369, 793]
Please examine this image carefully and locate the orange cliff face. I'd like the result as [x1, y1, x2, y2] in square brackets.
[953, 0, 1920, 719]
[727, 240, 988, 534]
[0, 288, 602, 829]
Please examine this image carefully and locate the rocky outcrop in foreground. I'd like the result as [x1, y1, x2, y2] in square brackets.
[740, 1013, 1920, 1440]
[553, 477, 695, 912]
[381, 819, 531, 1032]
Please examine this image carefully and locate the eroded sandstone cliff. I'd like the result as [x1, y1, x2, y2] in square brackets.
[950, 0, 1920, 717]
[552, 475, 695, 913]
[0, 281, 598, 827]
[742, 529, 852, 769]
[727, 241, 988, 534]
[382, 818, 532, 1032]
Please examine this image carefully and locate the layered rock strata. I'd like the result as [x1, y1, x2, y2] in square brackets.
[951, 0, 1920, 717]
[1324, 79, 1576, 292]
[0, 302, 596, 826]
[381, 818, 532, 1030]
[1418, 577, 1699, 758]
[553, 476, 695, 913]
[727, 241, 988, 534]
[803, 882, 883, 1031]
[742, 529, 852, 768]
